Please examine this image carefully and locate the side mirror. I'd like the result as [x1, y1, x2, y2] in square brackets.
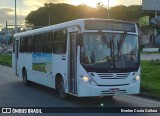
[76, 33, 83, 47]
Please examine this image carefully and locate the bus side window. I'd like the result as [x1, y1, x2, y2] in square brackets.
[41, 31, 55, 53]
[13, 38, 15, 53]
[19, 37, 22, 52]
[41, 33, 46, 53]
[24, 36, 28, 52]
[38, 34, 43, 53]
[27, 36, 32, 52]
[33, 35, 36, 52]
[20, 37, 27, 52]
[34, 34, 42, 53]
[47, 31, 54, 53]
[53, 30, 67, 54]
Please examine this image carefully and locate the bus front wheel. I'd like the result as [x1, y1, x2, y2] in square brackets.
[57, 78, 67, 100]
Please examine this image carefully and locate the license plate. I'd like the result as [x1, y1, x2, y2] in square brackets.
[109, 88, 119, 93]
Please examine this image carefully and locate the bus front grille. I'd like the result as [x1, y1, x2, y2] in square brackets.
[97, 73, 130, 79]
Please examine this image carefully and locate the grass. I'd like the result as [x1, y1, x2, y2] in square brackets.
[141, 61, 160, 96]
[140, 51, 160, 54]
[0, 54, 12, 67]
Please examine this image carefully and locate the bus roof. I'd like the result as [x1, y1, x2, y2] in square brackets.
[14, 18, 137, 37]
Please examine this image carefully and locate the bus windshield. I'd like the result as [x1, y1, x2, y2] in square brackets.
[80, 33, 140, 71]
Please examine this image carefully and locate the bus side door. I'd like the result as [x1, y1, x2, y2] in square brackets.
[69, 32, 78, 94]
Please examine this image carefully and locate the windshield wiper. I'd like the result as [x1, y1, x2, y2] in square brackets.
[98, 30, 111, 48]
[118, 31, 127, 49]
[117, 31, 127, 57]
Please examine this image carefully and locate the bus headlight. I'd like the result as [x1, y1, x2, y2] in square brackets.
[82, 76, 89, 82]
[135, 76, 140, 81]
[81, 75, 96, 85]
[132, 76, 140, 83]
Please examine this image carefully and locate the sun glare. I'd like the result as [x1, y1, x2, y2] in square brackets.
[69, 0, 118, 8]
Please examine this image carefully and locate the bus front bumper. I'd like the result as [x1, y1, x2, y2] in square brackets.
[78, 81, 140, 97]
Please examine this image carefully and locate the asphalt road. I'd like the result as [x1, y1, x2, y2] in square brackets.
[0, 65, 159, 116]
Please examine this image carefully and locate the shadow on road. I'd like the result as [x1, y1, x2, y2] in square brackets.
[22, 81, 130, 107]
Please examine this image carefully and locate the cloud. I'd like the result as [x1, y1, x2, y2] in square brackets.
[0, 8, 14, 16]
[22, 0, 68, 16]
[0, 7, 25, 28]
[0, 0, 70, 28]
[23, 0, 69, 11]
[23, 0, 44, 10]
[43, 0, 69, 4]
[21, 0, 70, 22]
[0, 8, 15, 26]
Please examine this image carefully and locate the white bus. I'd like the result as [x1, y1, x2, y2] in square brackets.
[12, 18, 140, 99]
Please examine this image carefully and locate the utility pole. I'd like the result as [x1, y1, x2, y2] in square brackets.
[49, 12, 51, 26]
[155, 10, 157, 18]
[108, 0, 110, 19]
[15, 0, 17, 33]
[6, 21, 8, 45]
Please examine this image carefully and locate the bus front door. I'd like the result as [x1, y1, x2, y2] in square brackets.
[69, 33, 77, 94]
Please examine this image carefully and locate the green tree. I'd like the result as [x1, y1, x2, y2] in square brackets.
[25, 3, 155, 28]
[25, 3, 100, 28]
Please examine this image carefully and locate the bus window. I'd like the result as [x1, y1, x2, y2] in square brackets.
[24, 36, 28, 52]
[27, 36, 33, 52]
[13, 38, 15, 53]
[41, 33, 48, 53]
[20, 37, 25, 52]
[20, 37, 22, 52]
[54, 30, 67, 53]
[34, 34, 42, 53]
[47, 31, 54, 53]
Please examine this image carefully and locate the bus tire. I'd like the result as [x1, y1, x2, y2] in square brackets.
[22, 69, 29, 86]
[57, 78, 67, 100]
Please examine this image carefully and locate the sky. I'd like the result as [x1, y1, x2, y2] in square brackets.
[0, 0, 142, 28]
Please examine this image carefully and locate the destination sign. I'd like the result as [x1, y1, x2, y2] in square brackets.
[85, 20, 136, 32]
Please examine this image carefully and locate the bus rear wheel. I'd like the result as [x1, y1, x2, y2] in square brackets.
[57, 78, 67, 100]
[22, 69, 29, 86]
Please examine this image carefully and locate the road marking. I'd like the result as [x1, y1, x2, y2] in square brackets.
[125, 95, 160, 106]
